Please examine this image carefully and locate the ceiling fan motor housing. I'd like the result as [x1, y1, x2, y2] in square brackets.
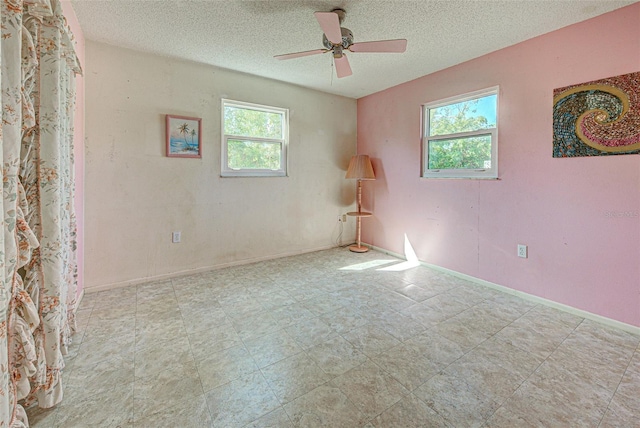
[322, 27, 354, 51]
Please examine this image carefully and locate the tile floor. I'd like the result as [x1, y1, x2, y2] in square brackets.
[26, 248, 640, 427]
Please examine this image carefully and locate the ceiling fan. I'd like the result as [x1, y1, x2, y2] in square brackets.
[274, 8, 407, 78]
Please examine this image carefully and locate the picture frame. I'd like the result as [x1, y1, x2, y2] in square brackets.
[166, 114, 202, 158]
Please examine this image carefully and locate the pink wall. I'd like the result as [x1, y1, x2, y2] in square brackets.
[60, 0, 85, 295]
[358, 4, 640, 326]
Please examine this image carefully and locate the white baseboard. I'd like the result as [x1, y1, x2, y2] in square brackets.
[76, 288, 85, 309]
[369, 244, 640, 336]
[84, 244, 338, 294]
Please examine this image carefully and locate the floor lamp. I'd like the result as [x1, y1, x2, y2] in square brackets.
[345, 154, 375, 253]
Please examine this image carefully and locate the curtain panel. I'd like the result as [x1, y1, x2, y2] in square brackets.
[1, 0, 81, 426]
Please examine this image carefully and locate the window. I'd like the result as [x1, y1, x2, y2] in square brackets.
[222, 99, 289, 177]
[422, 87, 498, 179]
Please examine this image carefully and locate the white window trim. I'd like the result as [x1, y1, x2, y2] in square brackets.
[422, 86, 499, 179]
[221, 99, 289, 177]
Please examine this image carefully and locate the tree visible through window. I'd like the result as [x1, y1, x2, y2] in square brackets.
[423, 88, 498, 178]
[222, 100, 288, 177]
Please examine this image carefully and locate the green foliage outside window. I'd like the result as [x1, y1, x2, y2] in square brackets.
[428, 135, 491, 169]
[227, 140, 281, 170]
[224, 106, 283, 139]
[224, 104, 285, 171]
[427, 97, 496, 170]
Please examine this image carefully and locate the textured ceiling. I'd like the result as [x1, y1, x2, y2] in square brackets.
[70, 0, 636, 99]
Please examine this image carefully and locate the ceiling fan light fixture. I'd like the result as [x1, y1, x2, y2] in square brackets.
[322, 28, 353, 51]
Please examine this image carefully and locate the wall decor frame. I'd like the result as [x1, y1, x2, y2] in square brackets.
[166, 114, 202, 158]
[553, 71, 640, 158]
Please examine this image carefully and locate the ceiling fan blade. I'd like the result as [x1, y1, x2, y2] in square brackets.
[349, 39, 407, 53]
[314, 11, 343, 45]
[334, 55, 352, 78]
[274, 49, 327, 60]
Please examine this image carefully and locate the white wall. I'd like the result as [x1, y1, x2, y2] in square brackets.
[84, 41, 357, 290]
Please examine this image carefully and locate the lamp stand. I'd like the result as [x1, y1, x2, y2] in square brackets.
[348, 179, 371, 253]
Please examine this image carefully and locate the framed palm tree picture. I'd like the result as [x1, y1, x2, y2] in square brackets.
[166, 114, 202, 158]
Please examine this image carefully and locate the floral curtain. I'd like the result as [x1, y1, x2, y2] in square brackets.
[0, 0, 81, 426]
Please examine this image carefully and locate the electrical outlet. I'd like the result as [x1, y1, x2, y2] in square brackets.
[341, 214, 347, 222]
[172, 231, 181, 243]
[517, 244, 527, 258]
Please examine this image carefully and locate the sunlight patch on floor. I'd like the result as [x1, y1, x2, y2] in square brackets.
[378, 234, 420, 272]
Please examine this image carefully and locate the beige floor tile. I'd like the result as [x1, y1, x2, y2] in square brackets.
[342, 324, 402, 357]
[134, 335, 194, 378]
[57, 382, 134, 427]
[481, 293, 537, 320]
[370, 344, 440, 391]
[90, 286, 137, 310]
[366, 310, 426, 342]
[244, 330, 304, 368]
[610, 350, 640, 413]
[318, 307, 369, 334]
[24, 405, 59, 428]
[599, 395, 640, 428]
[181, 305, 229, 335]
[527, 360, 613, 414]
[306, 335, 368, 376]
[283, 283, 327, 302]
[395, 283, 440, 302]
[260, 353, 332, 404]
[136, 279, 174, 304]
[82, 315, 136, 345]
[370, 393, 450, 427]
[259, 289, 297, 310]
[302, 292, 349, 316]
[231, 310, 282, 341]
[403, 329, 466, 367]
[401, 295, 469, 327]
[484, 405, 538, 427]
[270, 303, 317, 328]
[64, 354, 134, 402]
[443, 284, 493, 306]
[546, 339, 632, 392]
[134, 394, 212, 428]
[494, 323, 565, 359]
[369, 274, 413, 292]
[495, 379, 604, 427]
[136, 295, 180, 318]
[284, 317, 338, 350]
[283, 385, 368, 427]
[89, 302, 137, 322]
[414, 372, 501, 428]
[134, 360, 204, 421]
[527, 304, 584, 329]
[196, 344, 258, 392]
[331, 360, 409, 419]
[471, 337, 544, 381]
[134, 310, 187, 350]
[245, 406, 293, 427]
[187, 322, 241, 360]
[39, 248, 640, 428]
[573, 319, 640, 350]
[374, 289, 416, 312]
[73, 332, 135, 371]
[431, 316, 494, 352]
[443, 354, 525, 402]
[205, 371, 280, 427]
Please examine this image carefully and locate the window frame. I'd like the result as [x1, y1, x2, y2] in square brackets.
[221, 99, 289, 177]
[421, 86, 499, 179]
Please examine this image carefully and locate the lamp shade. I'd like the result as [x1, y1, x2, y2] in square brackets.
[345, 155, 375, 180]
